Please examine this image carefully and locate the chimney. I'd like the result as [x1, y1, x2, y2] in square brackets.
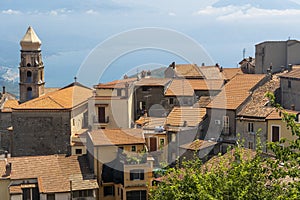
[288, 64, 293, 72]
[147, 70, 151, 77]
[219, 66, 223, 72]
[141, 70, 146, 78]
[170, 62, 175, 69]
[202, 63, 205, 66]
[291, 104, 295, 111]
[125, 82, 129, 97]
[4, 151, 8, 158]
[215, 63, 220, 68]
[123, 74, 128, 79]
[2, 86, 5, 94]
[249, 56, 252, 62]
[5, 161, 11, 176]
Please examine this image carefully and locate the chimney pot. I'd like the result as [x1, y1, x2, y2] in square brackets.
[2, 86, 5, 94]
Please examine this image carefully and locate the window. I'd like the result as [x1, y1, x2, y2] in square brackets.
[288, 80, 291, 88]
[160, 138, 165, 146]
[223, 116, 229, 128]
[126, 190, 147, 200]
[271, 126, 280, 142]
[23, 188, 31, 200]
[248, 141, 254, 149]
[169, 98, 174, 105]
[47, 194, 55, 200]
[98, 107, 106, 123]
[130, 169, 144, 180]
[75, 149, 82, 155]
[171, 133, 176, 142]
[131, 145, 136, 152]
[248, 122, 254, 132]
[222, 116, 229, 134]
[104, 186, 114, 196]
[117, 89, 122, 96]
[142, 86, 150, 91]
[73, 189, 94, 198]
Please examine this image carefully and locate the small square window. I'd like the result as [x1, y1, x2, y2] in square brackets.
[131, 146, 136, 152]
[171, 133, 176, 142]
[75, 149, 82, 155]
[47, 194, 55, 200]
[248, 142, 254, 149]
[169, 98, 174, 105]
[160, 138, 165, 146]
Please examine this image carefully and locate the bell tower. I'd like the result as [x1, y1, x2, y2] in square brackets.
[19, 26, 45, 103]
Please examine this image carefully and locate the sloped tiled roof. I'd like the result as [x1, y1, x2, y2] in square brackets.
[194, 96, 212, 108]
[135, 117, 166, 129]
[180, 139, 217, 151]
[1, 99, 19, 112]
[198, 66, 224, 79]
[279, 68, 300, 79]
[238, 76, 280, 118]
[88, 129, 145, 146]
[166, 107, 206, 127]
[188, 79, 224, 91]
[222, 68, 243, 80]
[0, 155, 98, 193]
[266, 109, 298, 120]
[206, 74, 266, 110]
[165, 79, 194, 96]
[14, 82, 92, 110]
[95, 77, 136, 89]
[174, 64, 204, 78]
[135, 78, 171, 86]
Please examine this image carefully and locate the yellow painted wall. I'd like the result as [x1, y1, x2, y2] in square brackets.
[267, 119, 298, 146]
[0, 179, 10, 200]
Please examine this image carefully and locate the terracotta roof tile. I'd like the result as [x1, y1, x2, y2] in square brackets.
[0, 155, 98, 193]
[174, 64, 204, 78]
[180, 139, 217, 151]
[166, 107, 206, 127]
[165, 79, 194, 96]
[194, 96, 212, 108]
[266, 109, 298, 120]
[95, 77, 136, 89]
[206, 74, 266, 110]
[188, 79, 223, 91]
[135, 117, 166, 129]
[15, 83, 92, 110]
[2, 99, 19, 112]
[279, 68, 300, 79]
[135, 78, 171, 86]
[222, 68, 243, 80]
[198, 66, 224, 79]
[238, 76, 280, 118]
[88, 129, 145, 146]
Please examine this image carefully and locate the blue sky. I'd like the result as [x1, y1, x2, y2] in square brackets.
[1, 0, 300, 87]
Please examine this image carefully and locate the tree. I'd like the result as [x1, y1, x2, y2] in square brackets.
[150, 93, 300, 199]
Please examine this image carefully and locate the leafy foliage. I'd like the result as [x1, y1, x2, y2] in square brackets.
[150, 93, 300, 199]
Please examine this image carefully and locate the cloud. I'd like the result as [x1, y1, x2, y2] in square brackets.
[85, 9, 99, 15]
[2, 9, 21, 15]
[168, 12, 176, 16]
[195, 5, 300, 22]
[49, 8, 72, 16]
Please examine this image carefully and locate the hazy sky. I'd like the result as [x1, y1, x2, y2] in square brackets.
[1, 0, 300, 86]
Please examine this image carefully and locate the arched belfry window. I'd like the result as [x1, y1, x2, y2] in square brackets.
[27, 87, 32, 100]
[27, 71, 32, 82]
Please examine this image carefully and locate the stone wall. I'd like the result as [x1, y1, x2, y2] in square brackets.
[11, 110, 71, 156]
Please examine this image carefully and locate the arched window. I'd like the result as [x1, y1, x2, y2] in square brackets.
[27, 87, 32, 100]
[26, 71, 32, 82]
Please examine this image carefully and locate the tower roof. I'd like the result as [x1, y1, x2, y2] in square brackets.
[20, 26, 41, 50]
